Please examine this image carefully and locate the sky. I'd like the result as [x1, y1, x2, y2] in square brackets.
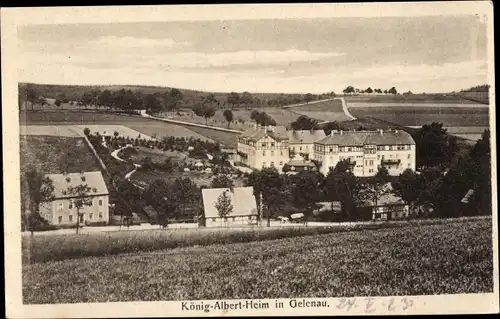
[18, 15, 488, 94]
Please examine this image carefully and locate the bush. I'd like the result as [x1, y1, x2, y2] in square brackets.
[85, 221, 108, 227]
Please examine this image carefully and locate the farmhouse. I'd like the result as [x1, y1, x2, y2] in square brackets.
[313, 129, 416, 177]
[237, 125, 290, 171]
[39, 171, 110, 226]
[201, 186, 259, 227]
[360, 187, 410, 221]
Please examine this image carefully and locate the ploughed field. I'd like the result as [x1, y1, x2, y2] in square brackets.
[291, 99, 352, 122]
[20, 110, 219, 143]
[348, 106, 490, 127]
[20, 135, 102, 175]
[22, 217, 493, 303]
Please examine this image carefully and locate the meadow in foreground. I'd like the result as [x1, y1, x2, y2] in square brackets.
[22, 217, 493, 304]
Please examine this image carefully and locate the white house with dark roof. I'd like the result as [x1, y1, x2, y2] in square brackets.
[313, 129, 416, 177]
[39, 171, 110, 226]
[201, 186, 259, 227]
[237, 125, 290, 171]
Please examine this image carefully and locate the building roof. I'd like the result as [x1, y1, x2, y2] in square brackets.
[287, 130, 326, 144]
[202, 186, 258, 218]
[316, 130, 415, 146]
[240, 126, 288, 142]
[45, 171, 109, 199]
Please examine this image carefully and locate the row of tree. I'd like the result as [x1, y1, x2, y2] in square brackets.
[342, 86, 398, 95]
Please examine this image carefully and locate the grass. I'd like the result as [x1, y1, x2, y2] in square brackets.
[348, 106, 490, 127]
[20, 110, 216, 142]
[22, 217, 493, 303]
[130, 169, 245, 188]
[185, 126, 240, 148]
[343, 94, 473, 104]
[125, 146, 188, 164]
[20, 135, 102, 175]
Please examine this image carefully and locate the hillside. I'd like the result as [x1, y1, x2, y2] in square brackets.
[19, 83, 330, 110]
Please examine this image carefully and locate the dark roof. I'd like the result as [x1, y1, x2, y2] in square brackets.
[240, 126, 288, 142]
[316, 130, 415, 146]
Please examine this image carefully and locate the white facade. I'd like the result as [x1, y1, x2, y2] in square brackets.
[40, 195, 110, 225]
[237, 126, 290, 171]
[314, 130, 416, 177]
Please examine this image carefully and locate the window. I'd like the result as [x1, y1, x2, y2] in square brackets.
[369, 160, 374, 166]
[377, 155, 380, 160]
[348, 147, 352, 152]
[262, 162, 267, 168]
[261, 143, 266, 148]
[224, 217, 228, 222]
[89, 200, 93, 207]
[279, 161, 283, 165]
[69, 215, 73, 222]
[57, 203, 63, 211]
[408, 154, 411, 159]
[408, 163, 411, 168]
[99, 199, 103, 206]
[262, 150, 266, 156]
[271, 142, 275, 148]
[99, 212, 103, 219]
[68, 201, 73, 209]
[248, 216, 252, 220]
[365, 160, 368, 166]
[329, 148, 333, 153]
[271, 151, 274, 156]
[212, 218, 216, 222]
[385, 146, 389, 151]
[369, 169, 374, 173]
[89, 213, 93, 220]
[299, 146, 303, 151]
[58, 216, 62, 224]
[305, 146, 309, 150]
[232, 217, 236, 221]
[280, 151, 283, 156]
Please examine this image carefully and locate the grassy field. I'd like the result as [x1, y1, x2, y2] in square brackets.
[20, 135, 102, 175]
[291, 99, 351, 122]
[20, 111, 215, 142]
[22, 217, 492, 303]
[185, 126, 240, 148]
[130, 169, 245, 189]
[348, 106, 490, 127]
[343, 94, 473, 104]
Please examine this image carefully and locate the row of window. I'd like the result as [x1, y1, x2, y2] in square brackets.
[57, 212, 103, 223]
[61, 199, 104, 211]
[262, 150, 285, 156]
[262, 161, 284, 168]
[315, 144, 412, 153]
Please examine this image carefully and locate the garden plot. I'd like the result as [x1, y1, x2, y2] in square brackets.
[73, 125, 155, 140]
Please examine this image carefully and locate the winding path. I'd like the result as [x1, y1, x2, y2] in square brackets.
[339, 97, 356, 120]
[111, 145, 143, 187]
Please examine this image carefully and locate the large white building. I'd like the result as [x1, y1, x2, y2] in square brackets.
[237, 125, 290, 171]
[287, 130, 327, 160]
[39, 171, 110, 226]
[313, 129, 416, 177]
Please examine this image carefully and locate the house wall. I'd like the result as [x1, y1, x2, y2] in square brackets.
[290, 142, 315, 159]
[372, 204, 409, 221]
[40, 195, 109, 225]
[314, 143, 416, 177]
[205, 215, 259, 227]
[237, 135, 289, 171]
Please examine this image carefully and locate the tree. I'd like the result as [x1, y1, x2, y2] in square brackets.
[365, 87, 373, 94]
[83, 127, 91, 136]
[388, 87, 398, 95]
[359, 166, 391, 209]
[66, 184, 93, 234]
[166, 88, 183, 111]
[245, 167, 286, 227]
[240, 91, 253, 106]
[323, 160, 361, 221]
[291, 171, 323, 225]
[211, 174, 234, 189]
[414, 122, 456, 167]
[392, 169, 423, 216]
[202, 105, 216, 125]
[143, 179, 177, 227]
[322, 121, 341, 136]
[54, 99, 62, 107]
[383, 90, 388, 94]
[215, 190, 234, 219]
[227, 92, 241, 107]
[343, 86, 355, 95]
[303, 93, 314, 103]
[223, 110, 234, 128]
[114, 131, 119, 138]
[290, 115, 319, 131]
[98, 90, 113, 109]
[21, 168, 55, 235]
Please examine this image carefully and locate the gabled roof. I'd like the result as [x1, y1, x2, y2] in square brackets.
[45, 171, 109, 199]
[316, 130, 415, 146]
[202, 186, 258, 218]
[287, 130, 327, 144]
[240, 126, 289, 142]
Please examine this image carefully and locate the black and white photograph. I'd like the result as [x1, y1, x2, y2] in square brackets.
[2, 2, 498, 317]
